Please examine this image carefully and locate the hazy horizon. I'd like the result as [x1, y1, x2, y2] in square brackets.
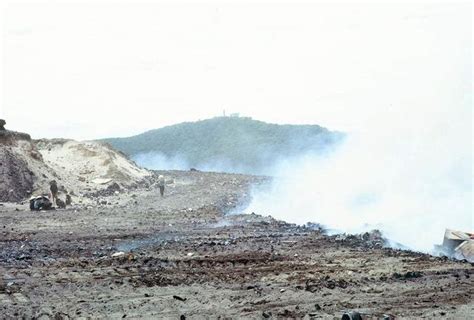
[2, 1, 470, 141]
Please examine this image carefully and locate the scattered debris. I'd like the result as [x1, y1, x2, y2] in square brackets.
[112, 252, 125, 257]
[455, 241, 474, 262]
[173, 295, 187, 302]
[107, 182, 121, 193]
[392, 271, 423, 280]
[0, 170, 472, 318]
[334, 230, 385, 248]
[435, 229, 474, 262]
[92, 178, 113, 185]
[29, 196, 53, 211]
[305, 280, 319, 293]
[53, 312, 71, 320]
[341, 311, 362, 320]
[56, 198, 66, 209]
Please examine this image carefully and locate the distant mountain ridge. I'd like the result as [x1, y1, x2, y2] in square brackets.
[103, 117, 343, 174]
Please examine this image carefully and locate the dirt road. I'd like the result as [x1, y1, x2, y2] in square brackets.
[1, 171, 472, 319]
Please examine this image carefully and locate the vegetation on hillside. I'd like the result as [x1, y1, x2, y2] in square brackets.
[103, 117, 343, 174]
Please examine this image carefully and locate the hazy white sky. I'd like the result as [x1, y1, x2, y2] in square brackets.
[1, 1, 471, 140]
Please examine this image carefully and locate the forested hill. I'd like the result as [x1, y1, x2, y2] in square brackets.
[103, 117, 343, 174]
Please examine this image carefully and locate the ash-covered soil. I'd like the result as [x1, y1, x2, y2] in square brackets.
[0, 171, 472, 319]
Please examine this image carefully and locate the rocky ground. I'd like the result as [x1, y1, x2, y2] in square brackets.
[0, 170, 473, 319]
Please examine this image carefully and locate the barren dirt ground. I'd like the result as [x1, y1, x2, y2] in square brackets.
[1, 171, 473, 319]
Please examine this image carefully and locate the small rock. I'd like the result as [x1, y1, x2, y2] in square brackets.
[173, 295, 186, 302]
[112, 252, 125, 257]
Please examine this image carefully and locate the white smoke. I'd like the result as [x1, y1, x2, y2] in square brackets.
[133, 152, 190, 171]
[246, 96, 472, 253]
[133, 152, 256, 174]
[133, 142, 336, 176]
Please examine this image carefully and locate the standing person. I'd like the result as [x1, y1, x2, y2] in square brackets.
[49, 180, 58, 205]
[65, 191, 72, 206]
[157, 175, 165, 197]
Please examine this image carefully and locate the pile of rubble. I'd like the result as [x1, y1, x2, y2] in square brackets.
[333, 229, 386, 249]
[435, 229, 474, 262]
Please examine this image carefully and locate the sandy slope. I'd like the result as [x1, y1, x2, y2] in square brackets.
[35, 139, 151, 195]
[0, 132, 152, 203]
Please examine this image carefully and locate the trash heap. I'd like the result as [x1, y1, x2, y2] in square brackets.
[435, 229, 474, 262]
[334, 229, 386, 249]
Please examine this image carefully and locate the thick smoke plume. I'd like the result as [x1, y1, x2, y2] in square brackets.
[246, 98, 472, 252]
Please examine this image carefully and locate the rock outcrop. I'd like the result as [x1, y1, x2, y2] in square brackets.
[0, 147, 34, 202]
